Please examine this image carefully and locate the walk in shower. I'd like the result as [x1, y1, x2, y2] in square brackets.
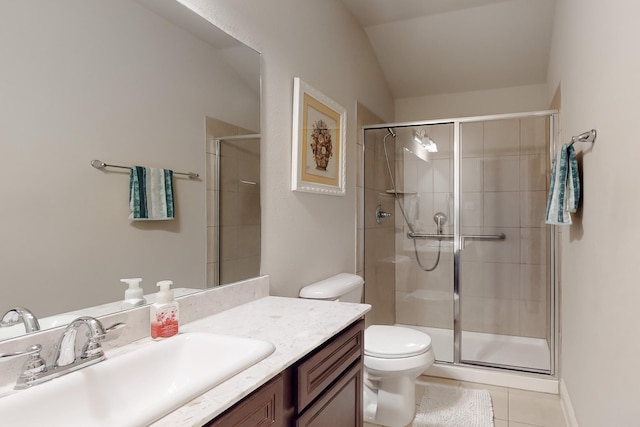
[362, 111, 557, 383]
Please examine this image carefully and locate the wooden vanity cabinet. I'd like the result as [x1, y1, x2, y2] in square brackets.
[203, 319, 364, 427]
[295, 319, 363, 426]
[204, 373, 288, 427]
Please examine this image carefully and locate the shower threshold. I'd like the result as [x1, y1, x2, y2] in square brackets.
[397, 324, 550, 372]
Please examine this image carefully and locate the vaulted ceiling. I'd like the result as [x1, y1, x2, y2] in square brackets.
[340, 0, 557, 98]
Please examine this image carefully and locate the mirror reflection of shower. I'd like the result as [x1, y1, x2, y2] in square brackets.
[382, 128, 443, 272]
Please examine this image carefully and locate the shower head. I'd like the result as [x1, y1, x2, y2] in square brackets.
[414, 129, 438, 153]
[386, 127, 396, 138]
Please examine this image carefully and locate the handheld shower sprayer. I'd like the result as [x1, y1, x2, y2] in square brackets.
[434, 212, 447, 235]
[380, 126, 445, 272]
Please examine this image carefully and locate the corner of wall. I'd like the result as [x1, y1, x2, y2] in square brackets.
[560, 379, 580, 427]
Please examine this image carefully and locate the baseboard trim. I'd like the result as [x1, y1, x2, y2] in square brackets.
[560, 380, 579, 427]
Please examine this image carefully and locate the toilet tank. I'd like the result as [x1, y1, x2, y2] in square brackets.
[299, 273, 364, 303]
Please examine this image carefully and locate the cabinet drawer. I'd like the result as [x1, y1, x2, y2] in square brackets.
[205, 374, 284, 427]
[296, 362, 362, 427]
[296, 319, 364, 412]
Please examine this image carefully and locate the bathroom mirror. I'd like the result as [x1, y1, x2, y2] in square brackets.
[0, 0, 261, 341]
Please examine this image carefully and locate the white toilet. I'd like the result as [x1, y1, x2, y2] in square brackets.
[299, 273, 435, 427]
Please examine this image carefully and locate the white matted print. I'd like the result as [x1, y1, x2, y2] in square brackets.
[291, 77, 346, 196]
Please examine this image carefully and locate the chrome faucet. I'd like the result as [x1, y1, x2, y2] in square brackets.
[0, 316, 125, 389]
[53, 316, 108, 368]
[0, 307, 40, 333]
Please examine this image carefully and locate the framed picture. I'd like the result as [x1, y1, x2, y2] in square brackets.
[291, 77, 346, 196]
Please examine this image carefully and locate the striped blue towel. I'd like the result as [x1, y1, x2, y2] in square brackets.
[545, 144, 580, 225]
[129, 166, 175, 220]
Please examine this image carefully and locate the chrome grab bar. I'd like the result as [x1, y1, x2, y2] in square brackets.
[407, 232, 506, 241]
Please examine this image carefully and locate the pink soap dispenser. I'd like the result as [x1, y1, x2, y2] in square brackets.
[150, 280, 179, 339]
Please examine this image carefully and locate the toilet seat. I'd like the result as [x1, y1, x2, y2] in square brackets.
[365, 325, 432, 358]
[364, 349, 435, 374]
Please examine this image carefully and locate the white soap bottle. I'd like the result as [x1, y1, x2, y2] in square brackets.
[120, 278, 147, 309]
[150, 280, 179, 340]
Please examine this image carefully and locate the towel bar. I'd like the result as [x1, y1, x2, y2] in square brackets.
[568, 129, 596, 147]
[91, 160, 199, 179]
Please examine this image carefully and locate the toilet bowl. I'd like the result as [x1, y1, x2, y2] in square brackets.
[299, 273, 435, 427]
[363, 325, 435, 427]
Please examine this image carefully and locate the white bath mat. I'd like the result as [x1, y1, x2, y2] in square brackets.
[412, 383, 494, 427]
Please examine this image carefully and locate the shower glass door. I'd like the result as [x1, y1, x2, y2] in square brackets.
[457, 115, 553, 373]
[392, 123, 456, 363]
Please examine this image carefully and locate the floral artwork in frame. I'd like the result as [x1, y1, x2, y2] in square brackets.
[291, 77, 346, 196]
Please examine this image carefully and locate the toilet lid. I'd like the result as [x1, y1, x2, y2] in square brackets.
[364, 325, 432, 358]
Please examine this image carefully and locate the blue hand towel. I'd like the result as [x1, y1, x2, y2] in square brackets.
[129, 166, 174, 220]
[545, 144, 580, 225]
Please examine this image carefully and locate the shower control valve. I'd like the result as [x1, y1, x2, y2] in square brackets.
[375, 205, 392, 224]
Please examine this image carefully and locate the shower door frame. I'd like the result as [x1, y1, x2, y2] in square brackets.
[363, 110, 559, 377]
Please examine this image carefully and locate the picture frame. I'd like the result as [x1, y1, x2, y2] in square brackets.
[291, 77, 346, 196]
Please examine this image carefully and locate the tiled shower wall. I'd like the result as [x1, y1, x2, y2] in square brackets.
[394, 116, 551, 339]
[206, 117, 260, 288]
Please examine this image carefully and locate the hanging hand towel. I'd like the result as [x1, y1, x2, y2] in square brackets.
[129, 166, 175, 220]
[545, 144, 580, 225]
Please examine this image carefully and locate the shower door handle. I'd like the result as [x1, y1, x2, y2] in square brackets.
[461, 233, 506, 241]
[407, 232, 506, 241]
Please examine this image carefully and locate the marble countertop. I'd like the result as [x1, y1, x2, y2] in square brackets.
[149, 296, 370, 427]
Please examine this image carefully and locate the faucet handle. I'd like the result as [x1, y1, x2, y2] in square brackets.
[93, 322, 126, 341]
[0, 344, 43, 360]
[0, 345, 48, 389]
[104, 322, 126, 338]
[79, 322, 126, 360]
[18, 345, 48, 386]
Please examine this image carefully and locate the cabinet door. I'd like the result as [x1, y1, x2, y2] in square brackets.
[296, 362, 362, 427]
[297, 320, 364, 412]
[205, 374, 284, 427]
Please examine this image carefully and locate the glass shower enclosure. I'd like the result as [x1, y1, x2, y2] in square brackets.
[363, 111, 557, 375]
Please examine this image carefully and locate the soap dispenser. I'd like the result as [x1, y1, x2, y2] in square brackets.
[150, 280, 179, 340]
[120, 278, 147, 309]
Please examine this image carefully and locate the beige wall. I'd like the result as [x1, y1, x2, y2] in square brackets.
[547, 0, 640, 425]
[395, 84, 549, 122]
[183, 0, 395, 296]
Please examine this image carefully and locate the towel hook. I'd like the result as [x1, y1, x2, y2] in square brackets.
[569, 129, 596, 146]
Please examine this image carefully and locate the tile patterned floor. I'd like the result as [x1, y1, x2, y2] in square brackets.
[364, 376, 568, 427]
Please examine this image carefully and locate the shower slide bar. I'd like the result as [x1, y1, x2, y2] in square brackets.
[407, 232, 506, 241]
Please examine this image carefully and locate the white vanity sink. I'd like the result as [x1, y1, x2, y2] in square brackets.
[0, 332, 275, 426]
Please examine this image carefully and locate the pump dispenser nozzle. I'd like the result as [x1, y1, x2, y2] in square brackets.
[120, 278, 147, 308]
[156, 280, 174, 303]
